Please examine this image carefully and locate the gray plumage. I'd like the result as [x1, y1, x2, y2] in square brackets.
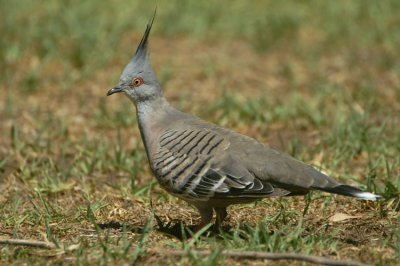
[107, 16, 381, 227]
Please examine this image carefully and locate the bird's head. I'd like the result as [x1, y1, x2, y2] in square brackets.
[107, 11, 162, 104]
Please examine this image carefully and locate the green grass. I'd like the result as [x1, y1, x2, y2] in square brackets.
[1, 0, 399, 265]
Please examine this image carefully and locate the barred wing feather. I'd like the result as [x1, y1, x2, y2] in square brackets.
[152, 128, 278, 201]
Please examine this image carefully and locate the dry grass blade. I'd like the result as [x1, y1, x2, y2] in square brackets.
[0, 239, 57, 249]
[157, 249, 372, 266]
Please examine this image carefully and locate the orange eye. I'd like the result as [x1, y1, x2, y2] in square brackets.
[132, 77, 144, 87]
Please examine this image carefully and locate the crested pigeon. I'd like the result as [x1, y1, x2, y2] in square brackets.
[107, 16, 381, 228]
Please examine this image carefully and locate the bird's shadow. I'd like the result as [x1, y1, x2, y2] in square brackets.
[96, 216, 234, 241]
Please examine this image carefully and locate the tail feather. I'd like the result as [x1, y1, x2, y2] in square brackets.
[317, 185, 382, 201]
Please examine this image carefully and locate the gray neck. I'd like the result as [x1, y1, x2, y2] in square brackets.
[135, 96, 171, 157]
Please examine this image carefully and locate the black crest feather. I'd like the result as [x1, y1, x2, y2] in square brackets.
[135, 8, 157, 58]
[119, 8, 158, 81]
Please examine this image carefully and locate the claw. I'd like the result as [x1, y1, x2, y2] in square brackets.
[154, 213, 165, 229]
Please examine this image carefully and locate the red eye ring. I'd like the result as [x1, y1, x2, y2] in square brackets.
[132, 77, 144, 87]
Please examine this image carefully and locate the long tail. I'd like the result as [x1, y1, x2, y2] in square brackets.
[318, 185, 382, 201]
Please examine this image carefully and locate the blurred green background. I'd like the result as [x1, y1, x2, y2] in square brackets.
[1, 0, 400, 91]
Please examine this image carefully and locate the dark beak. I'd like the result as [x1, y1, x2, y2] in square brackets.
[107, 86, 123, 96]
